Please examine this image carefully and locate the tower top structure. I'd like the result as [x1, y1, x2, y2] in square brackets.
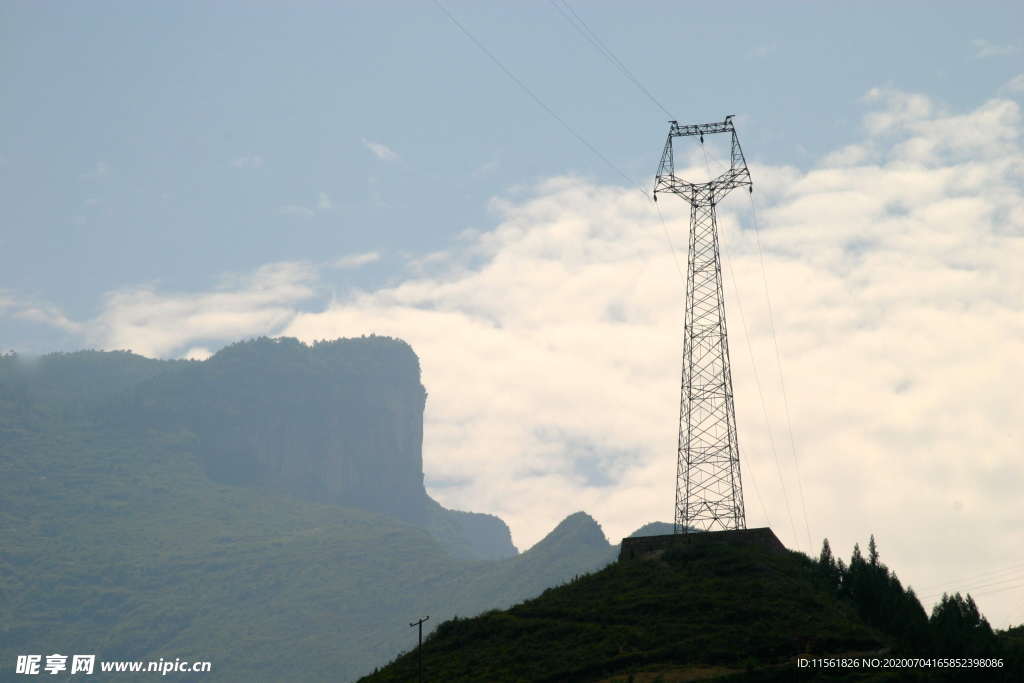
[654, 115, 751, 204]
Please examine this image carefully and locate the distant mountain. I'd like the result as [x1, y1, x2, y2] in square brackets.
[0, 339, 638, 680]
[1, 338, 515, 561]
[627, 520, 676, 537]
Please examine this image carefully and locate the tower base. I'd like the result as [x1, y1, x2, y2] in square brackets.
[618, 527, 785, 562]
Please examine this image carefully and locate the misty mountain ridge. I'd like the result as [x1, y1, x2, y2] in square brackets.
[2, 336, 515, 561]
[0, 336, 660, 680]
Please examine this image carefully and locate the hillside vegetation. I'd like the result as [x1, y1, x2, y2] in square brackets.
[363, 538, 1024, 682]
[0, 341, 620, 681]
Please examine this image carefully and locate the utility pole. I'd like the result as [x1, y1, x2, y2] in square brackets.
[654, 115, 752, 534]
[409, 615, 429, 682]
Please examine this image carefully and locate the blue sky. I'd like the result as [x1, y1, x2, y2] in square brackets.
[2, 1, 1021, 350]
[3, 2, 1024, 626]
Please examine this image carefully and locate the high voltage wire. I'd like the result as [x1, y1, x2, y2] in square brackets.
[432, 0, 793, 538]
[722, 243, 796, 547]
[431, 0, 637, 192]
[548, 0, 674, 119]
[433, 0, 687, 279]
[720, 253, 779, 533]
[919, 579, 1024, 606]
[691, 144, 795, 547]
[700, 139, 813, 553]
[918, 570, 1024, 604]
[686, 145, 788, 542]
[747, 192, 814, 553]
[653, 201, 686, 281]
[916, 560, 1024, 595]
[551, 0, 782, 537]
[435, 2, 1023, 631]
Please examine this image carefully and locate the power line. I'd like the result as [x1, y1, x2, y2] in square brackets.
[432, 0, 637, 192]
[691, 142, 787, 543]
[746, 191, 813, 553]
[702, 136, 812, 552]
[722, 236, 795, 546]
[433, 0, 690, 284]
[721, 256, 777, 532]
[653, 201, 685, 282]
[697, 138, 812, 552]
[919, 579, 1024, 607]
[918, 570, 1024, 604]
[548, 0, 674, 119]
[433, 0, 782, 541]
[915, 560, 1024, 595]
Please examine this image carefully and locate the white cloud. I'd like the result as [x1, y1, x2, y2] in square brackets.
[362, 139, 399, 161]
[862, 88, 935, 135]
[24, 86, 1024, 627]
[284, 90, 1021, 628]
[90, 262, 318, 358]
[278, 204, 316, 219]
[15, 305, 83, 333]
[231, 155, 265, 169]
[1003, 73, 1024, 94]
[181, 346, 213, 361]
[0, 292, 84, 334]
[278, 193, 333, 218]
[820, 144, 870, 167]
[972, 38, 1019, 59]
[333, 251, 380, 269]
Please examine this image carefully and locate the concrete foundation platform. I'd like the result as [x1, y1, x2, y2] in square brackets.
[618, 527, 786, 562]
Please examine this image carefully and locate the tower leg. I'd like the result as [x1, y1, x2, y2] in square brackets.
[675, 194, 746, 533]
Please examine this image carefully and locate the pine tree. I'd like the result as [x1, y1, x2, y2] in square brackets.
[819, 538, 834, 568]
[818, 539, 840, 592]
[868, 534, 879, 566]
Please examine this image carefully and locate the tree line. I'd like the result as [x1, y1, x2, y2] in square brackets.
[818, 535, 1022, 677]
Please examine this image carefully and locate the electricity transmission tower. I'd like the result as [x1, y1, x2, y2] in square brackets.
[653, 116, 752, 534]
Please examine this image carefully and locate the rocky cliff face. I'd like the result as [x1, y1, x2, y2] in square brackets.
[133, 336, 516, 559]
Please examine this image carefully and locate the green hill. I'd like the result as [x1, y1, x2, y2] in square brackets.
[360, 538, 888, 682]
[362, 535, 1024, 682]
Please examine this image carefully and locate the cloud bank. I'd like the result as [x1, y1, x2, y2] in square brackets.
[11, 87, 1024, 625]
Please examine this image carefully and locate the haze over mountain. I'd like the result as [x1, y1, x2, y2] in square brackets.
[0, 337, 650, 680]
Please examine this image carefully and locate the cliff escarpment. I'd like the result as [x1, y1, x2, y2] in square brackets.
[138, 337, 429, 521]
[1, 337, 516, 560]
[136, 336, 516, 559]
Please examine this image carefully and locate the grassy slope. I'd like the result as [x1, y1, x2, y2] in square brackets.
[361, 541, 890, 682]
[0, 409, 614, 682]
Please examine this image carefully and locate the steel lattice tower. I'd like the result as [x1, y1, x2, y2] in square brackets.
[654, 116, 752, 534]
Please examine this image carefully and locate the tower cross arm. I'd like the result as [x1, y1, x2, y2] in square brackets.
[654, 167, 751, 202]
[668, 119, 735, 138]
